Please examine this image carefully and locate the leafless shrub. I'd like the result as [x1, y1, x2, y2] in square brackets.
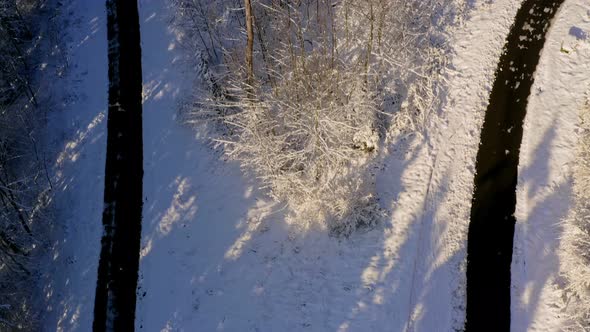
[171, 0, 465, 234]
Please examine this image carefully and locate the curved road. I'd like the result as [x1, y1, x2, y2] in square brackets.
[466, 0, 564, 330]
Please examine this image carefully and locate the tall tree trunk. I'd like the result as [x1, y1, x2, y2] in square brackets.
[244, 0, 254, 91]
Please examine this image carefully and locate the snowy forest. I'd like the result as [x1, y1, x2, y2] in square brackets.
[0, 0, 56, 329]
[1, 0, 590, 331]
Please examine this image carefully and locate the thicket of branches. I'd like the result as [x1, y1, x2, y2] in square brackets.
[172, 0, 464, 234]
[0, 0, 53, 329]
[561, 101, 590, 331]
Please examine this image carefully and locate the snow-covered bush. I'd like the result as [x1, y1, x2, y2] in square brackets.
[561, 100, 590, 331]
[171, 0, 464, 234]
[221, 55, 381, 234]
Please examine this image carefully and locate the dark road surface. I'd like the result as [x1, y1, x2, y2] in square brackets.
[465, 0, 563, 331]
[93, 0, 143, 330]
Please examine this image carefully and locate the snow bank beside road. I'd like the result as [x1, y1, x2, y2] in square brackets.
[385, 0, 523, 330]
[37, 0, 108, 330]
[512, 1, 590, 331]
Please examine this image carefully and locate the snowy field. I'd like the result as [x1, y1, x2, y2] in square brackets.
[34, 0, 590, 331]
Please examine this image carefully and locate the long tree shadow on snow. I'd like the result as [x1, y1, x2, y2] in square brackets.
[134, 125, 470, 331]
[511, 121, 571, 331]
[330, 134, 469, 332]
[36, 3, 108, 330]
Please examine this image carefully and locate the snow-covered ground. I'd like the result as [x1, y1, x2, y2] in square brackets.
[34, 0, 590, 331]
[37, 0, 107, 331]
